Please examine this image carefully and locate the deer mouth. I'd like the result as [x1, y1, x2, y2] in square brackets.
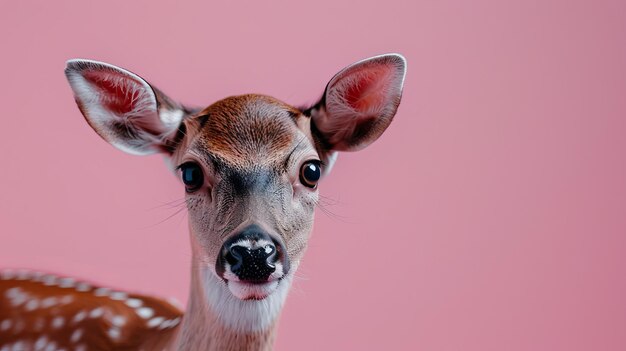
[221, 261, 286, 300]
[221, 260, 286, 300]
[226, 278, 281, 300]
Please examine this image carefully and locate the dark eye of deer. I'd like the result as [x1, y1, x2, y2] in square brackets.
[300, 161, 321, 188]
[180, 162, 204, 192]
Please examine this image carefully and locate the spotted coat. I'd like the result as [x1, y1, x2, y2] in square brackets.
[0, 270, 182, 351]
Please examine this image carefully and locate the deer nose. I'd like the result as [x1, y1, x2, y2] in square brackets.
[226, 244, 276, 280]
[219, 225, 288, 283]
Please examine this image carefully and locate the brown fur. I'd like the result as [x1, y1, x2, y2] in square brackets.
[0, 273, 181, 350]
[175, 95, 304, 167]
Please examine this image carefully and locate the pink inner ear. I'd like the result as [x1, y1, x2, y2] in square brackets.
[83, 70, 143, 116]
[341, 66, 393, 113]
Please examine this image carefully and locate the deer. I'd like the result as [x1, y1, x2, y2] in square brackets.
[0, 53, 406, 351]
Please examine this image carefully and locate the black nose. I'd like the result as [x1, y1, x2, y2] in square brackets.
[218, 225, 287, 283]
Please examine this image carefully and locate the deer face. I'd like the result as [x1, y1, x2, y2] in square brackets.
[175, 95, 321, 300]
[65, 55, 406, 302]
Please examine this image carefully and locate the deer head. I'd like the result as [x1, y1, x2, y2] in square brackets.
[63, 54, 406, 346]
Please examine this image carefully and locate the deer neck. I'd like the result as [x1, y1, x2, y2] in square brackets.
[172, 259, 292, 350]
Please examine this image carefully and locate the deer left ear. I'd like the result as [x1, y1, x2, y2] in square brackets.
[65, 59, 188, 156]
[309, 54, 406, 152]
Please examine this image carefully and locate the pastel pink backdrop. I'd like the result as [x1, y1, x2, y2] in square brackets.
[1, 1, 625, 350]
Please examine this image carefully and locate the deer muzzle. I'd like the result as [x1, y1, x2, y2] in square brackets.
[216, 224, 290, 284]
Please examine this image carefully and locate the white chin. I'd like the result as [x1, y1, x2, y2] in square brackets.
[227, 280, 279, 300]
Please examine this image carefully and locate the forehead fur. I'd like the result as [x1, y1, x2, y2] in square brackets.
[189, 94, 303, 167]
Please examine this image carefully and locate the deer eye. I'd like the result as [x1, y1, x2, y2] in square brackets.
[299, 161, 321, 188]
[179, 162, 204, 193]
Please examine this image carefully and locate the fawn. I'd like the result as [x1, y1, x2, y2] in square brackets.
[0, 54, 406, 350]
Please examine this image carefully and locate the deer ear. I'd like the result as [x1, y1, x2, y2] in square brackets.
[65, 59, 187, 155]
[309, 54, 406, 152]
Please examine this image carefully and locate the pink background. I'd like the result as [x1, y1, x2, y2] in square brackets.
[1, 1, 625, 350]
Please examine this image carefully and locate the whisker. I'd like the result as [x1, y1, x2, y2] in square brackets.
[156, 205, 188, 226]
[147, 197, 187, 210]
[315, 194, 351, 223]
[139, 199, 188, 229]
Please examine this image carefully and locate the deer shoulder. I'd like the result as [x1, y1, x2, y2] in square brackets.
[0, 270, 182, 351]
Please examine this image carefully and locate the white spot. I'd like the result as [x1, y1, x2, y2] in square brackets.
[52, 316, 65, 329]
[89, 307, 104, 318]
[15, 270, 31, 280]
[75, 282, 91, 292]
[11, 341, 24, 351]
[70, 328, 83, 343]
[125, 298, 142, 308]
[170, 317, 181, 327]
[0, 345, 8, 351]
[5, 287, 21, 298]
[41, 297, 59, 308]
[9, 293, 27, 307]
[42, 275, 57, 286]
[109, 291, 128, 300]
[34, 335, 48, 350]
[135, 307, 154, 319]
[147, 316, 164, 328]
[30, 271, 45, 281]
[94, 287, 111, 297]
[25, 299, 40, 311]
[108, 327, 121, 340]
[72, 310, 87, 324]
[167, 297, 183, 309]
[0, 319, 12, 331]
[44, 342, 56, 351]
[60, 295, 74, 304]
[75, 345, 87, 351]
[0, 270, 15, 280]
[111, 315, 126, 327]
[158, 318, 180, 330]
[59, 277, 76, 288]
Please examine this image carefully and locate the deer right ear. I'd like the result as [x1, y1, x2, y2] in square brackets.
[308, 54, 406, 152]
[65, 59, 187, 155]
